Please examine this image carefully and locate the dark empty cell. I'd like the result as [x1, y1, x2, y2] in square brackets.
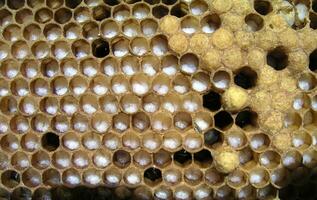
[54, 8, 72, 24]
[8, 0, 25, 9]
[193, 149, 213, 166]
[313, 0, 317, 12]
[309, 49, 317, 72]
[11, 187, 32, 200]
[144, 167, 162, 183]
[65, 0, 82, 8]
[113, 150, 131, 168]
[93, 6, 111, 21]
[204, 128, 222, 146]
[42, 132, 60, 151]
[152, 5, 169, 19]
[1, 170, 20, 188]
[153, 149, 171, 168]
[171, 3, 189, 18]
[235, 110, 258, 130]
[310, 12, 317, 30]
[254, 0, 272, 15]
[234, 67, 258, 89]
[162, 0, 177, 5]
[104, 0, 120, 6]
[214, 111, 233, 130]
[245, 13, 264, 31]
[33, 188, 52, 200]
[173, 149, 192, 165]
[266, 46, 288, 70]
[144, 0, 160, 5]
[92, 39, 110, 58]
[203, 91, 221, 111]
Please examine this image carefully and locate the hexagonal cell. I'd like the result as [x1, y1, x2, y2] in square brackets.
[74, 7, 90, 23]
[93, 5, 111, 21]
[153, 149, 172, 168]
[144, 167, 162, 185]
[250, 133, 270, 152]
[122, 19, 140, 37]
[173, 149, 192, 167]
[33, 187, 52, 200]
[173, 74, 191, 94]
[152, 5, 169, 19]
[141, 18, 158, 36]
[11, 187, 32, 200]
[235, 110, 258, 131]
[0, 9, 12, 27]
[64, 22, 81, 40]
[203, 90, 222, 111]
[249, 167, 270, 188]
[204, 128, 223, 148]
[65, 0, 82, 8]
[55, 7, 72, 24]
[151, 35, 168, 56]
[163, 168, 182, 185]
[113, 150, 131, 168]
[122, 131, 140, 150]
[133, 150, 152, 168]
[3, 24, 21, 42]
[72, 39, 91, 58]
[44, 23, 62, 41]
[1, 134, 19, 152]
[234, 66, 258, 89]
[142, 132, 162, 152]
[111, 37, 129, 57]
[171, 2, 189, 18]
[214, 111, 234, 130]
[41, 132, 60, 152]
[123, 168, 141, 186]
[113, 5, 130, 22]
[245, 13, 264, 31]
[43, 168, 61, 186]
[112, 112, 130, 132]
[193, 149, 213, 167]
[1, 170, 20, 188]
[181, 16, 199, 34]
[22, 168, 42, 187]
[226, 130, 247, 150]
[266, 46, 289, 71]
[82, 132, 101, 150]
[180, 53, 199, 74]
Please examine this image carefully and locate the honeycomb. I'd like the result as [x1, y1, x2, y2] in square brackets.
[0, 0, 317, 199]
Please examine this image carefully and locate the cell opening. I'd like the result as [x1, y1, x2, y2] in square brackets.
[193, 149, 213, 167]
[93, 5, 111, 21]
[113, 150, 131, 168]
[1, 170, 20, 188]
[92, 38, 110, 58]
[171, 3, 189, 18]
[152, 5, 169, 19]
[8, 0, 25, 9]
[267, 46, 288, 70]
[245, 13, 264, 31]
[54, 8, 72, 24]
[235, 110, 258, 130]
[214, 111, 233, 130]
[201, 14, 221, 33]
[42, 132, 60, 152]
[173, 149, 192, 166]
[310, 12, 317, 29]
[234, 67, 257, 89]
[144, 167, 162, 185]
[254, 0, 272, 15]
[204, 128, 223, 147]
[154, 149, 172, 168]
[65, 0, 82, 8]
[309, 49, 317, 72]
[203, 91, 222, 111]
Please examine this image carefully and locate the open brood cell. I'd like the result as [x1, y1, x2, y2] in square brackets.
[0, 0, 316, 199]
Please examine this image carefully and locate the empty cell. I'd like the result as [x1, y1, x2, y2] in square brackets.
[245, 13, 264, 32]
[132, 112, 150, 132]
[144, 167, 162, 185]
[235, 110, 258, 131]
[52, 41, 70, 60]
[1, 170, 20, 188]
[250, 133, 270, 152]
[43, 168, 61, 186]
[3, 25, 21, 42]
[65, 0, 82, 8]
[99, 94, 119, 114]
[203, 90, 222, 111]
[43, 23, 62, 41]
[267, 46, 288, 70]
[122, 131, 140, 150]
[101, 56, 119, 76]
[234, 66, 258, 89]
[72, 39, 90, 58]
[214, 111, 233, 130]
[153, 149, 171, 168]
[173, 149, 192, 166]
[0, 96, 17, 115]
[181, 16, 199, 34]
[133, 150, 152, 168]
[35, 8, 53, 23]
[64, 22, 81, 40]
[42, 132, 60, 152]
[151, 35, 168, 56]
[113, 150, 131, 168]
[111, 37, 129, 57]
[141, 18, 158, 36]
[205, 168, 224, 186]
[55, 8, 72, 24]
[142, 132, 162, 151]
[113, 5, 130, 22]
[74, 7, 90, 23]
[91, 38, 110, 58]
[310, 12, 317, 29]
[171, 2, 188, 18]
[194, 149, 213, 167]
[180, 53, 199, 74]
[113, 112, 130, 132]
[215, 185, 234, 199]
[152, 5, 169, 19]
[254, 0, 272, 15]
[204, 128, 223, 148]
[82, 133, 101, 150]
